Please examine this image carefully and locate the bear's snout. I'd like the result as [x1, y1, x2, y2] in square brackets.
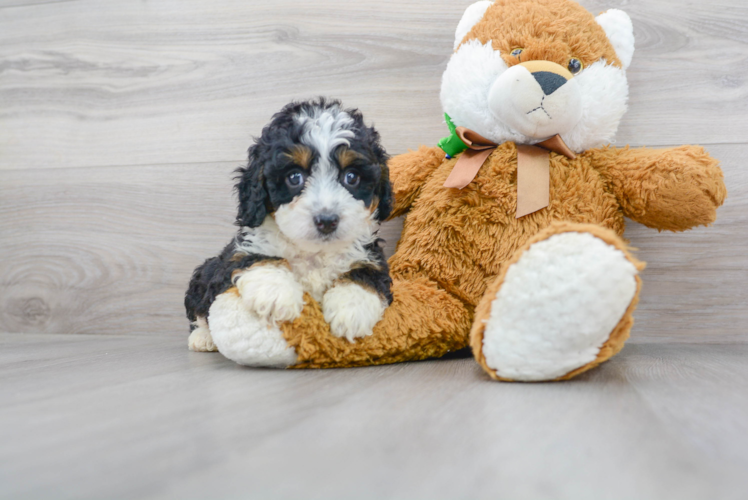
[488, 60, 582, 140]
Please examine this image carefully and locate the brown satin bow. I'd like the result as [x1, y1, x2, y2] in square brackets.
[443, 127, 576, 218]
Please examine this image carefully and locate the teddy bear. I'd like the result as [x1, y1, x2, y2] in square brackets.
[206, 0, 727, 381]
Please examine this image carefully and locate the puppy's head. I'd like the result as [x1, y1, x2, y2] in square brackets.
[235, 98, 391, 248]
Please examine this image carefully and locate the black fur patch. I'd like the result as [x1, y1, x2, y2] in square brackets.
[184, 241, 280, 323]
[340, 238, 393, 304]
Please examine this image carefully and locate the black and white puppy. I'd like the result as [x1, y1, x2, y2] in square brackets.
[185, 99, 393, 363]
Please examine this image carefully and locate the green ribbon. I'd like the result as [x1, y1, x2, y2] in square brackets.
[437, 113, 469, 157]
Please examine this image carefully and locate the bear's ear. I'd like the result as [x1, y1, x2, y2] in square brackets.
[596, 9, 635, 70]
[454, 1, 493, 50]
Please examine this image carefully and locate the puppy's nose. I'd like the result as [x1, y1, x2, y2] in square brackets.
[532, 71, 567, 96]
[314, 214, 339, 235]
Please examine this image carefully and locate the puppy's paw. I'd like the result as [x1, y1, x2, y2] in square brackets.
[322, 282, 387, 342]
[187, 317, 218, 352]
[235, 264, 304, 325]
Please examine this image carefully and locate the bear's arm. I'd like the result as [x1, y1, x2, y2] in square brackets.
[387, 145, 446, 219]
[588, 145, 727, 231]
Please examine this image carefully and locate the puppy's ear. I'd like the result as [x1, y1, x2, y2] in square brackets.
[234, 145, 269, 228]
[375, 162, 393, 223]
[362, 125, 393, 223]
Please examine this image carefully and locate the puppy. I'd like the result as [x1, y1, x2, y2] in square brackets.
[185, 98, 393, 356]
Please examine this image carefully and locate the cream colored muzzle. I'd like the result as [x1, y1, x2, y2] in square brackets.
[488, 60, 582, 140]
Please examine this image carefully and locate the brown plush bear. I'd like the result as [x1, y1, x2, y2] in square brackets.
[206, 0, 727, 381]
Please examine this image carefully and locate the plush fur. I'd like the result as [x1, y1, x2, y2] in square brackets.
[442, 7, 630, 153]
[480, 230, 639, 381]
[470, 222, 645, 381]
[192, 0, 727, 382]
[185, 98, 394, 360]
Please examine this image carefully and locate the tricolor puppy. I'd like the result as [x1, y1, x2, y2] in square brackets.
[185, 99, 393, 365]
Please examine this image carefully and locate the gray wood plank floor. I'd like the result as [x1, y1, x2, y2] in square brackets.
[1, 0, 747, 498]
[1, 333, 747, 500]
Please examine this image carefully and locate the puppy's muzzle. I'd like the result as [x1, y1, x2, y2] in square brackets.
[314, 213, 339, 235]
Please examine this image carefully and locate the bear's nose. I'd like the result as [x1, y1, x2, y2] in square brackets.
[314, 214, 339, 235]
[532, 71, 568, 95]
[533, 71, 568, 96]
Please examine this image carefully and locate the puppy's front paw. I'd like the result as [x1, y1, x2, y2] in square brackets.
[235, 264, 304, 324]
[187, 317, 217, 352]
[322, 282, 387, 342]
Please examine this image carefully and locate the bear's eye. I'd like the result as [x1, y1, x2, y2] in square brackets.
[510, 48, 524, 58]
[568, 58, 583, 75]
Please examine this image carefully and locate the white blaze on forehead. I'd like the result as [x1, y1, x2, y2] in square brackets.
[296, 106, 355, 168]
[289, 106, 363, 242]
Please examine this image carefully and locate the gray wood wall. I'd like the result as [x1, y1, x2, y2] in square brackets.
[1, 0, 746, 342]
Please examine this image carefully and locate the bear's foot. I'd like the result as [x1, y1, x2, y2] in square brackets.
[187, 316, 218, 352]
[208, 288, 298, 367]
[471, 223, 643, 382]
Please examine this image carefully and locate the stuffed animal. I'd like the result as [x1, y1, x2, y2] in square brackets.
[205, 0, 727, 381]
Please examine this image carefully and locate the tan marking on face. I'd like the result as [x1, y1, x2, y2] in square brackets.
[369, 196, 380, 215]
[285, 145, 313, 170]
[338, 148, 363, 168]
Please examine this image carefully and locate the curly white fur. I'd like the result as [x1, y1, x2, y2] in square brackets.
[322, 282, 387, 341]
[234, 264, 305, 325]
[237, 217, 379, 303]
[209, 291, 298, 367]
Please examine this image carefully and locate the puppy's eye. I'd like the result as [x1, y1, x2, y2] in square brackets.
[285, 171, 305, 189]
[510, 48, 524, 58]
[568, 58, 583, 75]
[342, 170, 360, 188]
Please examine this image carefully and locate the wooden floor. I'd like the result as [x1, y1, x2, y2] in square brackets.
[1, 333, 747, 500]
[1, 0, 747, 498]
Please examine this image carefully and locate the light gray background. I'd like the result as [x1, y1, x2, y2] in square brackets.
[1, 1, 746, 499]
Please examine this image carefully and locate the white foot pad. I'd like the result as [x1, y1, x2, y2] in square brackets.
[482, 232, 638, 381]
[208, 291, 298, 367]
